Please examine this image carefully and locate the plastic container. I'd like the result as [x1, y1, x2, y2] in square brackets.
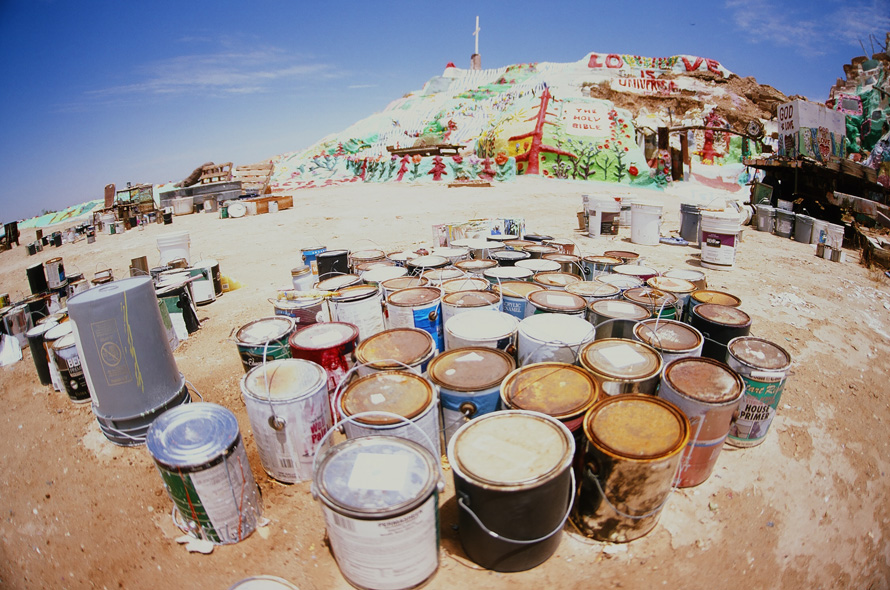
[826, 223, 844, 249]
[679, 203, 701, 244]
[775, 209, 795, 238]
[810, 219, 828, 244]
[754, 205, 775, 233]
[156, 232, 191, 266]
[587, 197, 620, 238]
[631, 202, 663, 245]
[699, 210, 742, 271]
[793, 214, 814, 243]
[171, 197, 194, 216]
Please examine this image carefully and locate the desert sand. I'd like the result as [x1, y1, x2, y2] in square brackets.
[1, 176, 889, 590]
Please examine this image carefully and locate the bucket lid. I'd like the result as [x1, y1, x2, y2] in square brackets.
[532, 272, 582, 289]
[663, 357, 744, 403]
[52, 332, 78, 351]
[380, 276, 428, 291]
[693, 303, 751, 327]
[331, 284, 379, 302]
[445, 309, 518, 340]
[501, 363, 600, 419]
[613, 264, 659, 278]
[44, 321, 73, 342]
[315, 436, 437, 517]
[646, 276, 697, 294]
[487, 234, 518, 242]
[348, 248, 386, 262]
[355, 261, 395, 273]
[428, 347, 515, 392]
[340, 371, 433, 425]
[301, 245, 327, 254]
[406, 255, 449, 269]
[228, 576, 300, 590]
[289, 265, 310, 277]
[440, 277, 489, 294]
[542, 253, 581, 265]
[602, 250, 640, 262]
[483, 266, 534, 280]
[727, 337, 791, 371]
[579, 338, 662, 381]
[582, 255, 623, 265]
[26, 320, 59, 338]
[566, 281, 621, 299]
[289, 322, 358, 352]
[589, 299, 650, 321]
[316, 274, 361, 292]
[386, 250, 416, 262]
[146, 403, 239, 469]
[493, 281, 543, 299]
[430, 246, 469, 259]
[274, 296, 322, 311]
[595, 274, 643, 290]
[690, 290, 741, 307]
[421, 268, 464, 282]
[236, 316, 296, 345]
[504, 239, 535, 250]
[361, 266, 407, 284]
[454, 259, 497, 272]
[242, 358, 327, 401]
[317, 248, 348, 258]
[623, 287, 678, 310]
[518, 313, 594, 344]
[524, 245, 558, 256]
[450, 411, 572, 487]
[491, 250, 531, 263]
[584, 395, 689, 460]
[527, 289, 586, 312]
[387, 286, 441, 307]
[442, 290, 499, 308]
[355, 328, 434, 369]
[524, 234, 553, 242]
[45, 256, 62, 265]
[633, 319, 702, 352]
[515, 259, 560, 273]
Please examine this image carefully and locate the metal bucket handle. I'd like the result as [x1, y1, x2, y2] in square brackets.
[457, 468, 575, 545]
[519, 320, 595, 366]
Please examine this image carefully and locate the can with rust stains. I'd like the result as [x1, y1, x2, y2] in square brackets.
[441, 289, 501, 324]
[689, 303, 752, 361]
[525, 289, 587, 317]
[385, 286, 444, 352]
[684, 289, 741, 323]
[581, 255, 622, 280]
[354, 327, 437, 377]
[622, 287, 679, 319]
[492, 281, 543, 320]
[632, 319, 703, 368]
[578, 338, 663, 396]
[532, 271, 583, 291]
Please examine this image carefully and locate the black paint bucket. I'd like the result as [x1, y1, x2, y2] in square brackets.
[27, 263, 48, 295]
[316, 249, 350, 279]
[689, 303, 752, 361]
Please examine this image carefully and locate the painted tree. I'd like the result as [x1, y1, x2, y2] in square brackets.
[508, 87, 577, 175]
[428, 156, 447, 181]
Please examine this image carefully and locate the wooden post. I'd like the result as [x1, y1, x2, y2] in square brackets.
[680, 132, 689, 181]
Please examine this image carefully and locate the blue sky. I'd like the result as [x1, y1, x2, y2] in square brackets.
[0, 0, 888, 222]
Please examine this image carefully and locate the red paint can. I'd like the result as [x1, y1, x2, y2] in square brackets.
[288, 322, 359, 399]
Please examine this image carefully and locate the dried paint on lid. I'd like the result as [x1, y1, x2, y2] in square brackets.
[355, 328, 434, 369]
[533, 272, 582, 288]
[315, 274, 361, 291]
[493, 281, 543, 298]
[623, 287, 678, 310]
[331, 284, 379, 302]
[603, 250, 640, 262]
[422, 268, 464, 282]
[451, 411, 572, 487]
[589, 299, 650, 321]
[428, 347, 515, 392]
[728, 337, 791, 371]
[515, 259, 560, 273]
[483, 266, 534, 280]
[236, 317, 296, 345]
[289, 322, 358, 351]
[445, 310, 518, 340]
[454, 259, 498, 272]
[504, 239, 536, 250]
[44, 321, 74, 342]
[380, 276, 428, 291]
[242, 358, 327, 401]
[519, 313, 594, 343]
[501, 363, 600, 419]
[613, 265, 660, 279]
[634, 319, 702, 352]
[440, 277, 489, 294]
[349, 248, 386, 261]
[583, 255, 622, 265]
[228, 575, 300, 590]
[580, 338, 662, 380]
[542, 253, 581, 264]
[361, 266, 407, 284]
[406, 255, 449, 269]
[52, 332, 78, 351]
[691, 290, 741, 307]
[527, 289, 586, 312]
[387, 286, 441, 307]
[586, 395, 689, 460]
[664, 357, 744, 403]
[647, 276, 697, 294]
[595, 274, 644, 290]
[146, 403, 240, 469]
[442, 290, 499, 307]
[566, 281, 621, 299]
[340, 371, 433, 425]
[693, 303, 751, 327]
[491, 250, 531, 262]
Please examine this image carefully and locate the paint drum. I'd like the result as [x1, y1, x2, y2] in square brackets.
[579, 338, 663, 396]
[658, 357, 744, 487]
[43, 320, 73, 392]
[314, 436, 440, 590]
[379, 275, 428, 298]
[240, 359, 332, 483]
[288, 322, 359, 394]
[632, 319, 703, 367]
[194, 259, 223, 297]
[272, 297, 323, 327]
[622, 287, 679, 319]
[516, 313, 595, 366]
[595, 274, 643, 292]
[441, 290, 501, 324]
[689, 304, 752, 361]
[339, 371, 442, 459]
[348, 248, 386, 272]
[588, 299, 650, 340]
[385, 287, 444, 352]
[316, 249, 350, 279]
[27, 262, 48, 295]
[44, 257, 67, 290]
[53, 333, 91, 403]
[440, 276, 489, 295]
[421, 267, 465, 287]
[572, 395, 689, 542]
[448, 410, 575, 572]
[428, 347, 515, 446]
[492, 281, 543, 320]
[566, 281, 621, 306]
[234, 316, 297, 373]
[662, 269, 707, 291]
[329, 285, 385, 342]
[454, 258, 498, 277]
[483, 265, 534, 284]
[646, 276, 696, 319]
[684, 289, 741, 323]
[726, 337, 792, 448]
[405, 255, 449, 276]
[532, 271, 583, 291]
[581, 255, 622, 280]
[526, 289, 587, 317]
[146, 403, 263, 544]
[26, 321, 58, 386]
[444, 309, 519, 354]
[354, 327, 437, 377]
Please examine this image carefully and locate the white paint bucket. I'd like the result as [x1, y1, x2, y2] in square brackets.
[517, 313, 595, 365]
[329, 285, 385, 342]
[811, 219, 828, 244]
[483, 266, 534, 283]
[630, 202, 663, 245]
[587, 197, 621, 237]
[662, 269, 707, 290]
[647, 276, 697, 318]
[566, 281, 621, 305]
[826, 223, 844, 249]
[444, 309, 519, 352]
[430, 246, 470, 264]
[240, 359, 332, 483]
[532, 271, 583, 291]
[441, 290, 501, 323]
[379, 275, 428, 297]
[156, 231, 191, 265]
[516, 259, 561, 274]
[595, 274, 643, 292]
[421, 267, 465, 287]
[700, 211, 741, 271]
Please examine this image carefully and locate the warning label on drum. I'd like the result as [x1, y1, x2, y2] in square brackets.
[90, 319, 132, 387]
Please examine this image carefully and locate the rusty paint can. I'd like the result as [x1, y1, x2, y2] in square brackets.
[662, 268, 707, 291]
[646, 276, 697, 319]
[421, 267, 466, 287]
[613, 264, 659, 283]
[532, 271, 583, 291]
[483, 265, 534, 284]
[594, 273, 643, 292]
[235, 316, 296, 372]
[329, 285, 385, 342]
[587, 299, 650, 340]
[405, 255, 449, 276]
[440, 276, 489, 295]
[454, 258, 498, 277]
[571, 394, 689, 542]
[623, 286, 679, 319]
[542, 253, 582, 275]
[658, 357, 744, 487]
[525, 289, 587, 317]
[354, 327, 437, 377]
[581, 255, 622, 280]
[566, 281, 621, 306]
[603, 250, 640, 264]
[689, 303, 752, 361]
[385, 286, 444, 352]
[379, 275, 428, 297]
[442, 290, 502, 324]
[632, 319, 703, 367]
[348, 248, 386, 272]
[579, 338, 662, 396]
[684, 289, 741, 323]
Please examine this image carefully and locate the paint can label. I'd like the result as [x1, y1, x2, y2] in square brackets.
[728, 375, 786, 447]
[701, 231, 737, 266]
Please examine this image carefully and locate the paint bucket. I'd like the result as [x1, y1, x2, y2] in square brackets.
[146, 403, 262, 544]
[500, 363, 600, 445]
[524, 245, 559, 259]
[588, 299, 649, 339]
[775, 209, 795, 238]
[288, 322, 359, 395]
[679, 203, 701, 244]
[658, 357, 744, 487]
[631, 202, 663, 246]
[315, 273, 361, 293]
[430, 246, 470, 264]
[338, 370, 442, 459]
[614, 264, 659, 283]
[240, 358, 332, 483]
[3, 304, 33, 350]
[361, 265, 407, 287]
[442, 290, 501, 323]
[622, 286, 678, 319]
[726, 337, 792, 448]
[504, 239, 535, 251]
[271, 296, 323, 327]
[354, 327, 437, 377]
[632, 319, 703, 367]
[543, 238, 577, 255]
[448, 410, 575, 572]
[516, 258, 561, 274]
[826, 223, 844, 249]
[619, 197, 636, 227]
[42, 321, 72, 392]
[595, 274, 643, 292]
[234, 316, 297, 372]
[581, 255, 622, 280]
[405, 255, 449, 276]
[604, 250, 640, 264]
[571, 394, 689, 542]
[646, 276, 696, 319]
[44, 257, 67, 290]
[228, 576, 299, 590]
[348, 248, 387, 272]
[755, 205, 775, 233]
[488, 234, 519, 244]
[587, 197, 621, 237]
[444, 309, 519, 353]
[316, 249, 350, 279]
[429, 347, 515, 445]
[171, 197, 194, 216]
[92, 268, 115, 285]
[53, 332, 91, 403]
[27, 262, 48, 295]
[156, 231, 191, 265]
[301, 245, 327, 275]
[24, 292, 52, 327]
[811, 219, 828, 244]
[194, 259, 223, 297]
[421, 267, 465, 287]
[491, 249, 531, 266]
[688, 303, 751, 362]
[440, 276, 489, 295]
[26, 321, 58, 386]
[516, 313, 595, 365]
[532, 271, 583, 291]
[187, 266, 216, 305]
[684, 289, 741, 323]
[526, 289, 587, 317]
[155, 278, 200, 334]
[492, 281, 543, 320]
[794, 214, 814, 243]
[451, 239, 504, 260]
[379, 275, 429, 297]
[313, 435, 440, 590]
[355, 260, 395, 274]
[454, 258, 498, 277]
[700, 211, 742, 271]
[329, 285, 385, 342]
[385, 287, 444, 352]
[579, 338, 663, 396]
[566, 281, 621, 306]
[483, 265, 534, 283]
[386, 250, 418, 267]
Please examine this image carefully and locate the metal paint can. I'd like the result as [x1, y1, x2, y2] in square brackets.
[516, 259, 560, 274]
[566, 281, 621, 305]
[405, 255, 449, 276]
[603, 250, 640, 264]
[421, 267, 465, 287]
[315, 274, 361, 293]
[451, 239, 504, 260]
[662, 268, 707, 291]
[588, 299, 650, 340]
[301, 245, 327, 275]
[532, 271, 583, 291]
[360, 265, 407, 287]
[429, 347, 515, 445]
[632, 319, 703, 367]
[66, 277, 90, 299]
[483, 265, 534, 283]
[492, 281, 543, 320]
[657, 357, 744, 487]
[194, 259, 223, 296]
[430, 246, 470, 264]
[543, 238, 577, 255]
[622, 287, 679, 319]
[313, 436, 440, 590]
[385, 287, 444, 352]
[27, 262, 49, 295]
[581, 255, 622, 280]
[339, 371, 442, 459]
[572, 394, 689, 542]
[316, 249, 350, 279]
[524, 245, 559, 259]
[240, 358, 332, 483]
[454, 258, 498, 277]
[613, 264, 659, 283]
[504, 239, 535, 251]
[354, 327, 437, 377]
[579, 338, 663, 396]
[3, 304, 33, 350]
[43, 320, 73, 392]
[444, 309, 519, 353]
[386, 250, 418, 267]
[542, 253, 582, 276]
[329, 285, 385, 342]
[290, 264, 315, 292]
[595, 273, 644, 292]
[440, 276, 489, 295]
[271, 296, 323, 327]
[26, 321, 58, 386]
[288, 322, 359, 394]
[228, 576, 299, 590]
[526, 289, 587, 317]
[726, 337, 792, 448]
[684, 289, 741, 323]
[442, 290, 501, 323]
[44, 257, 67, 290]
[689, 303, 752, 361]
[53, 333, 91, 403]
[146, 403, 263, 544]
[517, 313, 595, 365]
[348, 248, 386, 272]
[379, 275, 428, 297]
[187, 266, 216, 305]
[234, 316, 297, 373]
[490, 249, 531, 266]
[447, 410, 575, 572]
[646, 276, 696, 319]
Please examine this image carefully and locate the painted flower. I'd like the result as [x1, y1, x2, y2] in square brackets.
[495, 152, 509, 166]
[629, 165, 639, 176]
[412, 154, 423, 164]
[452, 155, 463, 164]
